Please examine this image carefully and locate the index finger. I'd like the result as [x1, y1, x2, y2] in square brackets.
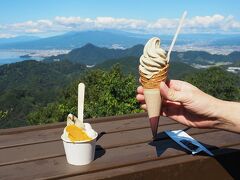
[166, 79, 183, 91]
[137, 86, 144, 94]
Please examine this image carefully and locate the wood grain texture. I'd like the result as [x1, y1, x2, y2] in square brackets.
[0, 113, 149, 135]
[0, 130, 239, 179]
[0, 115, 175, 149]
[65, 146, 240, 180]
[0, 123, 217, 166]
[0, 113, 239, 180]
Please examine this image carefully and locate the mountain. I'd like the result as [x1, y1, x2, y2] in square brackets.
[170, 50, 240, 65]
[46, 43, 240, 66]
[1, 30, 240, 50]
[0, 30, 147, 50]
[0, 52, 197, 128]
[95, 56, 197, 79]
[1, 42, 240, 128]
[0, 60, 85, 128]
[0, 36, 41, 45]
[45, 43, 144, 65]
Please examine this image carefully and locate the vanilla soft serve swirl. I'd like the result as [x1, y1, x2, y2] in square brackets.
[139, 37, 167, 79]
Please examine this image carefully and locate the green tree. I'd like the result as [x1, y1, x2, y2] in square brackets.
[27, 66, 142, 125]
[0, 110, 9, 128]
[0, 60, 85, 128]
[0, 110, 8, 120]
[182, 67, 240, 101]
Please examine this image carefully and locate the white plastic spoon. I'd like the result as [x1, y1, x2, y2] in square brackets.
[76, 83, 85, 128]
[167, 11, 187, 63]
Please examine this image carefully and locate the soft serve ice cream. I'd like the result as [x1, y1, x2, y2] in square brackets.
[62, 113, 97, 143]
[139, 37, 169, 138]
[61, 113, 98, 166]
[139, 37, 168, 79]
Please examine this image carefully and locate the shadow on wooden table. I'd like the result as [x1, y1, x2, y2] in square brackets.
[211, 146, 240, 179]
[148, 131, 189, 157]
[94, 131, 107, 160]
[149, 131, 240, 179]
[94, 145, 106, 160]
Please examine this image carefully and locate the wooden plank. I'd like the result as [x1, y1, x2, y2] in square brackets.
[95, 125, 217, 150]
[92, 115, 175, 133]
[65, 145, 240, 180]
[0, 130, 239, 180]
[0, 113, 150, 135]
[0, 116, 175, 149]
[0, 141, 64, 166]
[0, 124, 217, 166]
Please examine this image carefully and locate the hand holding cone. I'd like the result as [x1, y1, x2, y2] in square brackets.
[139, 37, 169, 138]
[139, 11, 187, 138]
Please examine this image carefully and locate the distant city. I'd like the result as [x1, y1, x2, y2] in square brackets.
[0, 30, 240, 67]
[165, 45, 240, 55]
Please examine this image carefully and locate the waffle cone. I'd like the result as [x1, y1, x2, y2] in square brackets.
[139, 64, 169, 137]
[144, 89, 162, 137]
[140, 64, 169, 89]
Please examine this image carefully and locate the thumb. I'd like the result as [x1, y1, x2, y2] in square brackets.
[160, 82, 187, 103]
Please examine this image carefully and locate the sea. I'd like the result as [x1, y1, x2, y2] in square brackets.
[0, 49, 70, 65]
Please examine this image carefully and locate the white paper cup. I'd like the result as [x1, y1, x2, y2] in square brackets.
[61, 124, 98, 166]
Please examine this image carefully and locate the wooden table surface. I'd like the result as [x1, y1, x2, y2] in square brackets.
[0, 113, 239, 180]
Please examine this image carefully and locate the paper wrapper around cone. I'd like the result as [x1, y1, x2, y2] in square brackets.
[139, 64, 169, 137]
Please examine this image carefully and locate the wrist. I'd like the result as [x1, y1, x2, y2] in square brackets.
[212, 98, 225, 120]
[213, 99, 240, 132]
[209, 98, 226, 128]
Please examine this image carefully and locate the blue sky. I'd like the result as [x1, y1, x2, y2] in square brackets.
[1, 0, 239, 22]
[0, 0, 240, 37]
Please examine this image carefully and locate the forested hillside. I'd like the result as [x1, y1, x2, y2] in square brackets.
[45, 43, 240, 66]
[0, 60, 85, 128]
[95, 56, 197, 79]
[0, 46, 240, 129]
[27, 66, 240, 126]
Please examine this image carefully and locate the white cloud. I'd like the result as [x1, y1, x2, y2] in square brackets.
[37, 20, 53, 27]
[7, 19, 53, 34]
[0, 33, 16, 38]
[54, 16, 146, 30]
[11, 19, 53, 28]
[25, 28, 42, 33]
[187, 14, 225, 28]
[223, 15, 240, 30]
[55, 16, 87, 25]
[94, 17, 146, 28]
[1, 14, 240, 36]
[183, 14, 240, 33]
[148, 18, 178, 29]
[11, 21, 35, 28]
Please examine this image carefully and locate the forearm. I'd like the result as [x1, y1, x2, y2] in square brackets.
[214, 100, 240, 133]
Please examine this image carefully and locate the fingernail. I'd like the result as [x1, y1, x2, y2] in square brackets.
[159, 82, 164, 88]
[160, 81, 167, 89]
